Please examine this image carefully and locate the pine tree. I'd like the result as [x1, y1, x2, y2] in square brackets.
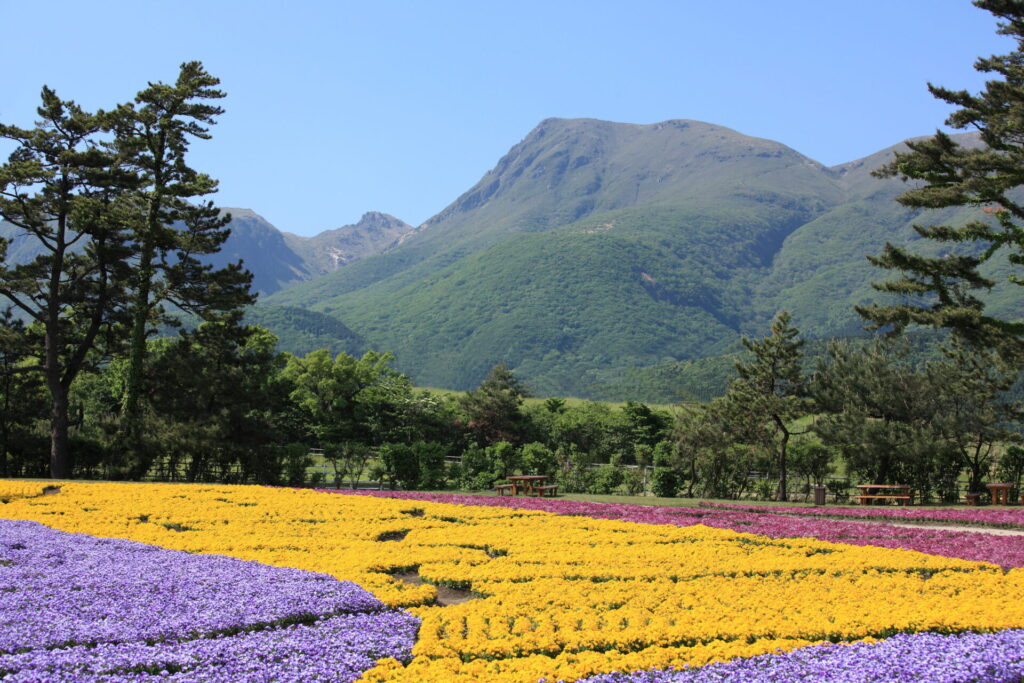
[0, 89, 134, 477]
[459, 363, 530, 446]
[860, 0, 1024, 354]
[727, 311, 809, 501]
[111, 61, 254, 474]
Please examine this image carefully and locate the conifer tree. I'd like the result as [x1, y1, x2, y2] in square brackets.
[459, 363, 530, 446]
[0, 89, 133, 477]
[861, 0, 1024, 354]
[111, 62, 254, 474]
[727, 311, 809, 501]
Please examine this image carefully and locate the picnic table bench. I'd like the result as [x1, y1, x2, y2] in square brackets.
[853, 484, 912, 506]
[495, 475, 557, 496]
[533, 484, 559, 498]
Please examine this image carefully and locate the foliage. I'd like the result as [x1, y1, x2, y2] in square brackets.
[588, 464, 625, 495]
[458, 363, 530, 446]
[113, 61, 254, 471]
[650, 468, 679, 498]
[520, 442, 557, 477]
[143, 319, 289, 483]
[722, 311, 810, 501]
[997, 445, 1024, 500]
[789, 441, 834, 488]
[0, 311, 47, 477]
[810, 337, 1021, 502]
[860, 1, 1024, 356]
[0, 87, 134, 477]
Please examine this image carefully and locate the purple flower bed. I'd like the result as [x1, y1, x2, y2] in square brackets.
[701, 501, 1024, 529]
[568, 630, 1024, 682]
[0, 519, 384, 654]
[333, 490, 1024, 567]
[0, 519, 418, 681]
[0, 612, 419, 682]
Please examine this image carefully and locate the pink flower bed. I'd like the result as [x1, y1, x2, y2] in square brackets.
[325, 490, 1024, 568]
[701, 501, 1024, 529]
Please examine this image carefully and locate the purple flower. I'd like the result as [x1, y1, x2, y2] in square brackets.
[0, 519, 418, 681]
[0, 612, 419, 682]
[570, 630, 1024, 682]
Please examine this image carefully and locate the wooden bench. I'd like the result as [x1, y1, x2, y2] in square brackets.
[494, 483, 515, 496]
[854, 484, 912, 506]
[534, 485, 559, 498]
[852, 495, 912, 505]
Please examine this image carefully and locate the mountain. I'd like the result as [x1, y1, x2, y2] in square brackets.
[255, 120, 835, 390]
[1, 209, 416, 298]
[263, 119, 1022, 399]
[210, 209, 416, 296]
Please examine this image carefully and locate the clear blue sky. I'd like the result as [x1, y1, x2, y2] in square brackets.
[0, 1, 1013, 236]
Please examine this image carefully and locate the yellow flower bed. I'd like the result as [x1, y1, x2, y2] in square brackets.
[1, 481, 1022, 682]
[0, 480, 60, 501]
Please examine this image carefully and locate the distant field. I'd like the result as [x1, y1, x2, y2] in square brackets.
[415, 386, 677, 411]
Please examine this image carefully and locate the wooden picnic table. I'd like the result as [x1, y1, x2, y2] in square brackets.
[853, 484, 912, 506]
[986, 482, 1015, 505]
[506, 475, 549, 496]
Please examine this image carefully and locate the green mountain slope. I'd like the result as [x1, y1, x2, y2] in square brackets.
[267, 118, 845, 310]
[262, 118, 871, 395]
[243, 305, 367, 357]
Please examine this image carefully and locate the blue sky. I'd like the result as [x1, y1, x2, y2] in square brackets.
[0, 1, 1012, 235]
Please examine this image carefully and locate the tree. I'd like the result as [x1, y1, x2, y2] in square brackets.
[726, 311, 810, 501]
[930, 341, 1023, 493]
[112, 61, 254, 467]
[458, 363, 530, 446]
[812, 339, 959, 502]
[0, 310, 47, 476]
[0, 88, 133, 477]
[860, 1, 1024, 354]
[283, 348, 412, 485]
[144, 318, 287, 483]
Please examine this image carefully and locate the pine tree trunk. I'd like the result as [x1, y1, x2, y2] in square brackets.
[119, 233, 156, 476]
[48, 379, 71, 479]
[775, 418, 790, 502]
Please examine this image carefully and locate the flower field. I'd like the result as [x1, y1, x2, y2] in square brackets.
[2, 482, 1024, 681]
[342, 489, 1024, 568]
[702, 501, 1024, 530]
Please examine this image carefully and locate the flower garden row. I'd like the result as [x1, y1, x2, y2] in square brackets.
[702, 500, 1024, 530]
[2, 482, 1024, 681]
[0, 518, 417, 681]
[341, 490, 1024, 568]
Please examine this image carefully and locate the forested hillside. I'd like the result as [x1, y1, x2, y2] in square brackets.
[261, 119, 1021, 398]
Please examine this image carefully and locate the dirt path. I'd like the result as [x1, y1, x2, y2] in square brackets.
[780, 513, 1024, 536]
[883, 520, 1024, 536]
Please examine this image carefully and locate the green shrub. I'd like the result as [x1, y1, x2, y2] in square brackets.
[624, 468, 646, 495]
[521, 442, 557, 476]
[650, 468, 678, 497]
[588, 464, 625, 494]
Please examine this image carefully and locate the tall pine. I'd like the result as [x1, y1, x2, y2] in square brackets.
[0, 90, 133, 477]
[860, 0, 1024, 354]
[111, 62, 254, 474]
[727, 311, 809, 501]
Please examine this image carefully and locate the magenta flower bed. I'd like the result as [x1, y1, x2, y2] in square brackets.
[701, 501, 1024, 529]
[328, 490, 1024, 568]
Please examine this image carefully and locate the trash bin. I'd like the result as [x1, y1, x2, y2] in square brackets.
[813, 486, 827, 506]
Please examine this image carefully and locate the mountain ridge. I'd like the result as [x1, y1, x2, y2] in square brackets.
[260, 118, 1018, 397]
